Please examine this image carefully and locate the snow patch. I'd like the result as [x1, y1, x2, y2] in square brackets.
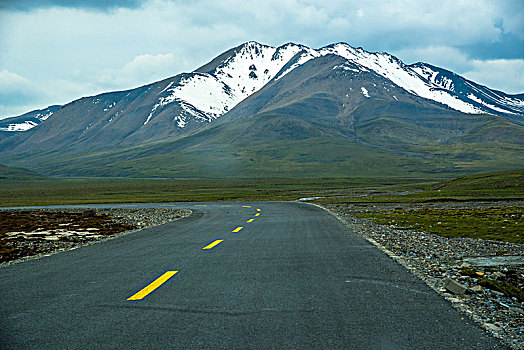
[103, 102, 116, 112]
[361, 87, 370, 97]
[159, 81, 174, 95]
[467, 93, 516, 115]
[334, 64, 360, 73]
[36, 111, 54, 121]
[145, 42, 308, 126]
[320, 44, 482, 114]
[174, 114, 187, 128]
[0, 121, 38, 132]
[275, 48, 320, 80]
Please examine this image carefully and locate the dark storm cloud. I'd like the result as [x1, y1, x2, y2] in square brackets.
[0, 0, 146, 11]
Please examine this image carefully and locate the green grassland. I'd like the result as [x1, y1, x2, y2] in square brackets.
[1, 167, 522, 207]
[357, 207, 523, 243]
[337, 169, 524, 243]
[0, 176, 426, 207]
[316, 169, 524, 203]
[0, 163, 46, 181]
[1, 167, 522, 244]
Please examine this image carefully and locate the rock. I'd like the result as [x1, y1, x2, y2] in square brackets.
[491, 271, 505, 280]
[509, 306, 524, 314]
[443, 278, 467, 295]
[459, 262, 471, 268]
[470, 285, 483, 293]
[82, 209, 96, 218]
[484, 323, 502, 332]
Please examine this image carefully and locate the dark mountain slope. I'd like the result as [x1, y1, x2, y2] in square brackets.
[6, 106, 522, 179]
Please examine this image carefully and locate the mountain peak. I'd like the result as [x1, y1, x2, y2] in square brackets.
[4, 41, 524, 136]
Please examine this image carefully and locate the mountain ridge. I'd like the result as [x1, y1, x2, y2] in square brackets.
[1, 41, 523, 179]
[2, 41, 523, 135]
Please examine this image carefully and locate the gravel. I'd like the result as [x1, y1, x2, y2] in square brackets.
[321, 201, 524, 349]
[0, 207, 192, 267]
[95, 207, 192, 228]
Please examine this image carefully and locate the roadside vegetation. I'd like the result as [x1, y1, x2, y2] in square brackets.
[322, 169, 524, 244]
[316, 169, 524, 204]
[356, 207, 523, 243]
[1, 167, 522, 244]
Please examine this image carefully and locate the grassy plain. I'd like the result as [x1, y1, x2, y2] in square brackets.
[337, 169, 524, 243]
[316, 169, 524, 204]
[1, 169, 522, 244]
[0, 169, 522, 207]
[356, 207, 523, 243]
[0, 177, 426, 207]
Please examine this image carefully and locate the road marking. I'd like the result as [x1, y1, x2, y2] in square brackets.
[232, 226, 243, 233]
[255, 213, 260, 217]
[243, 205, 251, 208]
[203, 240, 224, 250]
[247, 219, 254, 223]
[256, 208, 261, 212]
[127, 271, 178, 301]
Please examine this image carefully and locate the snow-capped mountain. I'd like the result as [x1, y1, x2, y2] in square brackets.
[0, 105, 61, 132]
[145, 41, 523, 128]
[2, 40, 524, 159]
[144, 42, 309, 127]
[410, 62, 524, 116]
[2, 42, 523, 178]
[4, 41, 523, 137]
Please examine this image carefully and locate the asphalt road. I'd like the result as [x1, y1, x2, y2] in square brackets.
[0, 202, 507, 349]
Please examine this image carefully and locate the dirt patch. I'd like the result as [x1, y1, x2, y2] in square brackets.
[0, 208, 191, 264]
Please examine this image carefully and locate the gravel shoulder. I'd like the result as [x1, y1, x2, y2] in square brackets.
[319, 200, 524, 349]
[0, 207, 192, 267]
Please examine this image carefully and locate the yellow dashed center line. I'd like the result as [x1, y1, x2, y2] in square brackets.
[202, 240, 224, 250]
[127, 271, 178, 301]
[127, 205, 264, 300]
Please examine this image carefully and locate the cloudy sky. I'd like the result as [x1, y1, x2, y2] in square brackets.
[0, 0, 523, 119]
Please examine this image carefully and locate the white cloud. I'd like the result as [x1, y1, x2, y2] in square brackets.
[0, 70, 32, 91]
[0, 70, 40, 105]
[0, 0, 522, 118]
[0, 70, 48, 118]
[464, 59, 524, 94]
[98, 53, 178, 89]
[393, 46, 471, 71]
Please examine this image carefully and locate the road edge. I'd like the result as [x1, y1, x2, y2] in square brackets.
[305, 201, 514, 349]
